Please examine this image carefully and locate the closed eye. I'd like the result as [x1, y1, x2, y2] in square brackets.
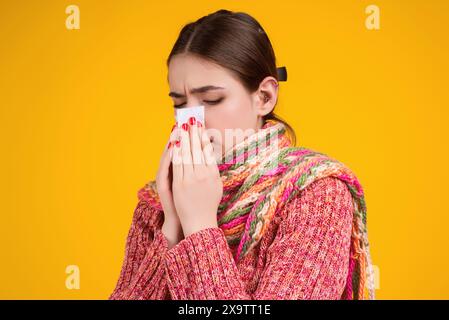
[173, 98, 224, 109]
[204, 98, 224, 105]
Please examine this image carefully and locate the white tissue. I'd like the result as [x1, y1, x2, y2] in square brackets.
[175, 105, 205, 127]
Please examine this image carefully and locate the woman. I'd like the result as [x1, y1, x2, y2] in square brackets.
[109, 9, 375, 300]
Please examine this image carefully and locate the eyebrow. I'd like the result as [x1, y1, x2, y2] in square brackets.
[168, 85, 225, 98]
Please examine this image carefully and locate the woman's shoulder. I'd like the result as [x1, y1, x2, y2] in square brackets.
[297, 176, 353, 205]
[282, 146, 358, 218]
[278, 176, 354, 234]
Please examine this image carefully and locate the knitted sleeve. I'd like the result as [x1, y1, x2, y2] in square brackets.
[164, 176, 354, 300]
[109, 200, 169, 300]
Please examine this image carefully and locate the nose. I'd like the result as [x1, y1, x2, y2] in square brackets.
[184, 98, 201, 108]
[182, 89, 200, 107]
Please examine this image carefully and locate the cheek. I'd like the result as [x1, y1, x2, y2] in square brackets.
[205, 96, 254, 131]
[204, 97, 257, 157]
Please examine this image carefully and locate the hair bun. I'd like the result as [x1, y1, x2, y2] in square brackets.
[277, 66, 287, 81]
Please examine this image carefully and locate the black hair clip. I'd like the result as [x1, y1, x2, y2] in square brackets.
[277, 66, 287, 81]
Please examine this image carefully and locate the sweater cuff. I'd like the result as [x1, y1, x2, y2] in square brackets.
[111, 227, 169, 300]
[164, 227, 249, 300]
[153, 226, 169, 250]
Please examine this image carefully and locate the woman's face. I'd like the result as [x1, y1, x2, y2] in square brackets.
[168, 53, 277, 160]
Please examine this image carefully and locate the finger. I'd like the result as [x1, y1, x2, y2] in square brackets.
[201, 128, 217, 167]
[169, 122, 178, 139]
[180, 123, 194, 179]
[172, 133, 183, 183]
[156, 124, 177, 190]
[163, 124, 176, 153]
[159, 143, 172, 176]
[189, 117, 204, 168]
[160, 123, 178, 165]
[198, 122, 208, 165]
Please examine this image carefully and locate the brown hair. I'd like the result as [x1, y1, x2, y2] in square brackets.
[167, 9, 296, 145]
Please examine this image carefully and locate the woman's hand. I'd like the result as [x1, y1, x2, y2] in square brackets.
[156, 124, 184, 249]
[171, 117, 223, 238]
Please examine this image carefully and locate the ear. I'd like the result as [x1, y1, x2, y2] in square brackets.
[252, 76, 279, 117]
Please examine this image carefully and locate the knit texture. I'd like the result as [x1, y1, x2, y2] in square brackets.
[110, 176, 356, 299]
[110, 119, 375, 299]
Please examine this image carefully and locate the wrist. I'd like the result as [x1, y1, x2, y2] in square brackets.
[161, 219, 184, 249]
[182, 219, 218, 238]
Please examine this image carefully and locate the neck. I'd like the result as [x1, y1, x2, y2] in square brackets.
[217, 120, 290, 173]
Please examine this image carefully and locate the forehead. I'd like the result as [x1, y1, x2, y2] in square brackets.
[168, 54, 237, 91]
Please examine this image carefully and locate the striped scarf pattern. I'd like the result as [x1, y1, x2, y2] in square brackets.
[138, 119, 375, 300]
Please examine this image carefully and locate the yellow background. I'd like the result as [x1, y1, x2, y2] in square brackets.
[1, 0, 448, 299]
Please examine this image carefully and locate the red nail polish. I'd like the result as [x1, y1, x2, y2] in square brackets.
[188, 117, 196, 125]
[196, 120, 202, 127]
[182, 123, 189, 131]
[175, 140, 180, 147]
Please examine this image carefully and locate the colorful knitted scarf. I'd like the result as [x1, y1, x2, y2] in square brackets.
[138, 119, 375, 300]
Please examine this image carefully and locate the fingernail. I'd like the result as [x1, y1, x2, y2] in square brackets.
[181, 123, 189, 131]
[167, 141, 172, 148]
[188, 117, 196, 125]
[197, 120, 202, 128]
[175, 140, 180, 147]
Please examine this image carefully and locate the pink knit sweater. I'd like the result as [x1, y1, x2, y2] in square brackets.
[109, 176, 354, 300]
